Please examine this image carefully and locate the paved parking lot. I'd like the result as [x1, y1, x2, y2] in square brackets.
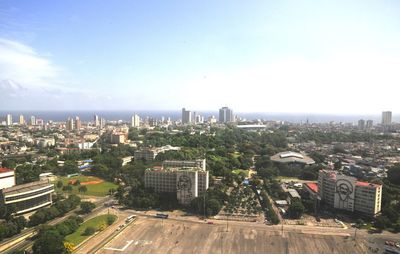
[98, 218, 365, 254]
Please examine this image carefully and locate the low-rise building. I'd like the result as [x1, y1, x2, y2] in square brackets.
[121, 156, 133, 166]
[0, 168, 16, 189]
[271, 151, 315, 168]
[134, 145, 181, 161]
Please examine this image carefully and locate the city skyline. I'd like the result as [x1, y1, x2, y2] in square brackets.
[1, 1, 400, 113]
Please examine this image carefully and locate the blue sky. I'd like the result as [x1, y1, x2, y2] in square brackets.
[1, 1, 400, 113]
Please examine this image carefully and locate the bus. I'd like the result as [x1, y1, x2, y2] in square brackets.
[155, 213, 169, 219]
[125, 215, 136, 223]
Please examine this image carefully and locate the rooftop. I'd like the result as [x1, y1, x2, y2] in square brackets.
[0, 168, 14, 173]
[356, 181, 381, 188]
[2, 181, 53, 196]
[271, 151, 315, 165]
[305, 182, 318, 193]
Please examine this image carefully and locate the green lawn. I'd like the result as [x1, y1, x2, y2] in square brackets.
[56, 175, 118, 197]
[65, 214, 117, 246]
[232, 169, 249, 176]
[275, 176, 301, 182]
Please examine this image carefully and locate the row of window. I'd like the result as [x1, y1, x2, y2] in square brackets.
[5, 186, 54, 202]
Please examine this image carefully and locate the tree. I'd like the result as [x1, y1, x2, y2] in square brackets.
[107, 215, 116, 225]
[32, 230, 66, 254]
[288, 200, 305, 219]
[80, 202, 96, 214]
[78, 185, 87, 194]
[388, 164, 400, 185]
[62, 185, 73, 192]
[83, 226, 96, 236]
[57, 181, 63, 188]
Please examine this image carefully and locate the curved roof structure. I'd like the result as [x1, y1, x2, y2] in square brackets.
[270, 151, 315, 165]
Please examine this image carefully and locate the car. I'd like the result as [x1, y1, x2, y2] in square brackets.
[207, 221, 214, 224]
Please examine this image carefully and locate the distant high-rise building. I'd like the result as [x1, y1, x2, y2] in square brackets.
[100, 118, 106, 129]
[131, 114, 140, 127]
[94, 114, 100, 127]
[219, 106, 234, 123]
[358, 119, 365, 130]
[30, 116, 36, 126]
[182, 108, 192, 124]
[75, 116, 81, 130]
[6, 114, 12, 126]
[66, 118, 75, 131]
[382, 111, 392, 125]
[19, 115, 25, 125]
[366, 120, 373, 129]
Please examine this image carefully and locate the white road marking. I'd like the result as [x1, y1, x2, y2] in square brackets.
[105, 240, 133, 251]
[104, 240, 152, 251]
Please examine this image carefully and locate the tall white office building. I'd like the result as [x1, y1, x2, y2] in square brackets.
[6, 114, 12, 126]
[94, 114, 100, 127]
[219, 106, 234, 123]
[30, 116, 36, 126]
[382, 111, 392, 125]
[131, 114, 140, 127]
[19, 115, 25, 125]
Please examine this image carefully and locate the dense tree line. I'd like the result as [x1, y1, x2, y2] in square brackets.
[29, 195, 81, 227]
[32, 215, 84, 254]
[259, 190, 280, 224]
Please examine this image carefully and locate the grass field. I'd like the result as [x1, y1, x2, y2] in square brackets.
[56, 175, 118, 197]
[232, 169, 250, 177]
[276, 176, 301, 182]
[65, 214, 117, 246]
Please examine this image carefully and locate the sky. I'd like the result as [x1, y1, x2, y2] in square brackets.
[0, 0, 400, 114]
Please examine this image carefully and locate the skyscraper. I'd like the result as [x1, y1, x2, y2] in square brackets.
[131, 114, 140, 127]
[66, 118, 75, 131]
[219, 106, 234, 123]
[30, 116, 36, 126]
[182, 108, 192, 124]
[100, 118, 106, 129]
[19, 115, 25, 125]
[382, 111, 392, 125]
[366, 120, 373, 129]
[6, 114, 12, 126]
[75, 116, 81, 130]
[94, 114, 100, 127]
[358, 119, 365, 130]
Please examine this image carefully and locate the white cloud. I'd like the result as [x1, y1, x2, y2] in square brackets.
[0, 38, 112, 109]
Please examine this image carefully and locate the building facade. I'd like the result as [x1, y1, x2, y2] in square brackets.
[382, 111, 392, 125]
[318, 170, 382, 216]
[144, 160, 209, 205]
[0, 168, 16, 189]
[0, 181, 55, 214]
[131, 114, 140, 127]
[219, 107, 234, 123]
[182, 108, 192, 124]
